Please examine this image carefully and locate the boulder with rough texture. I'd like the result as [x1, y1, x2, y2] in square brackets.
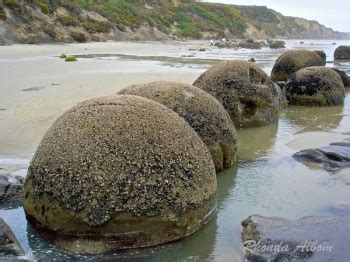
[314, 50, 327, 65]
[285, 66, 345, 106]
[118, 81, 237, 172]
[331, 68, 350, 87]
[271, 50, 325, 82]
[24, 95, 217, 254]
[293, 142, 350, 172]
[241, 214, 350, 262]
[193, 60, 280, 127]
[0, 218, 25, 256]
[334, 45, 350, 60]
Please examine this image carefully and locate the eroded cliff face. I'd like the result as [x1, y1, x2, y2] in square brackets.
[237, 5, 349, 40]
[0, 1, 348, 45]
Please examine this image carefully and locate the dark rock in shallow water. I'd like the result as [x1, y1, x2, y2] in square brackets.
[271, 50, 325, 82]
[268, 40, 286, 49]
[293, 142, 350, 172]
[241, 214, 350, 262]
[285, 66, 345, 106]
[0, 175, 23, 205]
[331, 68, 350, 87]
[334, 45, 350, 60]
[0, 218, 25, 256]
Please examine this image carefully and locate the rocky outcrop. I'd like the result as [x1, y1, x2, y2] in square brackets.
[285, 66, 345, 106]
[24, 95, 217, 254]
[193, 60, 280, 128]
[334, 46, 350, 60]
[268, 40, 286, 49]
[0, 218, 25, 256]
[241, 214, 350, 262]
[0, 174, 23, 205]
[238, 39, 266, 49]
[293, 142, 350, 172]
[271, 50, 325, 82]
[118, 81, 238, 172]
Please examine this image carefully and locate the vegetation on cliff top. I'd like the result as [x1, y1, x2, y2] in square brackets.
[0, 0, 347, 43]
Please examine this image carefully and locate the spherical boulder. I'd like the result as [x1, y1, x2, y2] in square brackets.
[334, 46, 350, 60]
[193, 60, 280, 127]
[24, 95, 217, 254]
[314, 50, 327, 65]
[271, 50, 325, 82]
[285, 66, 345, 106]
[118, 81, 238, 172]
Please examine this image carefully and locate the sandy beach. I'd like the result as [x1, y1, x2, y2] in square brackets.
[0, 41, 211, 160]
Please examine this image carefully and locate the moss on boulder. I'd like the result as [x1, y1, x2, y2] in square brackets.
[271, 50, 325, 82]
[285, 66, 345, 106]
[193, 60, 280, 127]
[118, 81, 237, 172]
[24, 95, 217, 254]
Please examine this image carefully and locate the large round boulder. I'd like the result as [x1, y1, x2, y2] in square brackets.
[334, 46, 350, 60]
[271, 50, 325, 82]
[118, 81, 237, 172]
[285, 66, 345, 106]
[193, 60, 280, 127]
[24, 95, 217, 254]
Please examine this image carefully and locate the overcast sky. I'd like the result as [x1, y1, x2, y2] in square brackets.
[206, 0, 349, 32]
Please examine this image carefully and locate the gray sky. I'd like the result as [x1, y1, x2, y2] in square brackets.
[207, 0, 349, 32]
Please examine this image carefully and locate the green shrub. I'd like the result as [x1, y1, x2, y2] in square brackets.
[38, 2, 49, 14]
[0, 8, 6, 20]
[57, 15, 79, 27]
[60, 53, 67, 59]
[82, 20, 111, 34]
[70, 31, 87, 43]
[3, 0, 20, 10]
[65, 55, 77, 62]
[43, 25, 56, 38]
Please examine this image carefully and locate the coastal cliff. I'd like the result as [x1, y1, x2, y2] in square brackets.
[0, 0, 348, 44]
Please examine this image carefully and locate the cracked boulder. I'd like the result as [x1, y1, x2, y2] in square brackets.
[285, 66, 345, 106]
[193, 60, 280, 127]
[118, 81, 237, 172]
[24, 95, 217, 254]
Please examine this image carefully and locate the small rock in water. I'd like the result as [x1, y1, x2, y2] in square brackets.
[241, 214, 350, 262]
[0, 174, 24, 204]
[21, 87, 46, 92]
[0, 218, 25, 256]
[293, 142, 350, 172]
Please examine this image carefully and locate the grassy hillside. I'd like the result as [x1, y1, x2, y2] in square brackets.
[0, 0, 348, 44]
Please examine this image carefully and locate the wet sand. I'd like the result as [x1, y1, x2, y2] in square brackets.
[0, 42, 209, 160]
